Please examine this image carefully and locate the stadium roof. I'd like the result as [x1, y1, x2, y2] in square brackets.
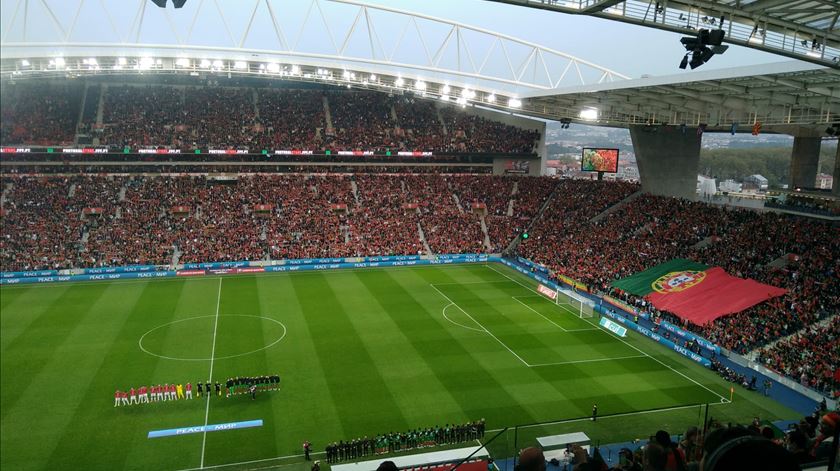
[0, 0, 627, 95]
[485, 0, 840, 69]
[519, 61, 840, 131]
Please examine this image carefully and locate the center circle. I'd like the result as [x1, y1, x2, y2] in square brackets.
[139, 315, 287, 361]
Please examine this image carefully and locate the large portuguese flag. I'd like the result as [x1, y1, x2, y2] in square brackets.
[611, 259, 787, 325]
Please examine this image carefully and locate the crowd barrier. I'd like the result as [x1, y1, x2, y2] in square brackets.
[0, 254, 497, 285]
[596, 305, 712, 367]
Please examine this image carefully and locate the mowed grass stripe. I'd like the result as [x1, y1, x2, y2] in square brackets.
[0, 283, 71, 354]
[462, 282, 637, 363]
[41, 279, 198, 470]
[203, 276, 282, 467]
[1, 283, 112, 421]
[119, 279, 229, 471]
[254, 273, 349, 456]
[1, 282, 149, 471]
[338, 270, 471, 426]
[290, 273, 411, 437]
[406, 267, 565, 423]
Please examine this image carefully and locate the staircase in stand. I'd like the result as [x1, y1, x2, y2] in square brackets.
[479, 215, 493, 252]
[418, 221, 433, 255]
[590, 190, 643, 223]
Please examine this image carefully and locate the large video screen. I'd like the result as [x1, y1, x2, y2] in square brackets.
[581, 148, 619, 173]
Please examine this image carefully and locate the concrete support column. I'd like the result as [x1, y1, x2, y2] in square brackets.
[789, 136, 821, 189]
[629, 125, 701, 200]
[833, 143, 839, 196]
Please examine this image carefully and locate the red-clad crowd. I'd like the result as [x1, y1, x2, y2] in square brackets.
[519, 180, 839, 364]
[757, 317, 840, 395]
[1, 82, 83, 146]
[1, 175, 554, 270]
[3, 83, 539, 154]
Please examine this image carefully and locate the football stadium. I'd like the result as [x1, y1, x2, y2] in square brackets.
[0, 1, 839, 470]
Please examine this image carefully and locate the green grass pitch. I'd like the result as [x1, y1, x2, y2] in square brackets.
[0, 263, 798, 470]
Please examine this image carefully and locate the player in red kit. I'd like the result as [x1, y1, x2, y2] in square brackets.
[129, 387, 137, 405]
[185, 382, 193, 400]
[114, 389, 122, 407]
[139, 385, 149, 404]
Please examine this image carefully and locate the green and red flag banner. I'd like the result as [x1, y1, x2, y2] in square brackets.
[611, 259, 787, 325]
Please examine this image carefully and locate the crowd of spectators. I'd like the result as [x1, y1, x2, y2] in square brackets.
[0, 82, 83, 146]
[0, 174, 557, 270]
[2, 82, 539, 154]
[545, 406, 839, 470]
[519, 181, 839, 364]
[756, 317, 840, 396]
[255, 89, 325, 150]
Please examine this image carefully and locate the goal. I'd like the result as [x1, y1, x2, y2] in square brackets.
[537, 283, 595, 318]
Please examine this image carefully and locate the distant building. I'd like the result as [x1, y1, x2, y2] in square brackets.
[816, 173, 833, 190]
[697, 175, 717, 196]
[743, 174, 769, 191]
[719, 179, 742, 193]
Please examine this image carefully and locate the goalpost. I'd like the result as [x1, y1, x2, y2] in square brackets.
[537, 283, 595, 318]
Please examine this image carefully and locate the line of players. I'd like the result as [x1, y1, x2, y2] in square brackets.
[325, 420, 486, 463]
[113, 376, 279, 406]
[225, 375, 281, 396]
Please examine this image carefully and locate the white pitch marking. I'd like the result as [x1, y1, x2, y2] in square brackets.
[429, 283, 532, 367]
[483, 264, 730, 403]
[529, 354, 647, 367]
[442, 303, 485, 332]
[200, 277, 222, 469]
[511, 296, 599, 332]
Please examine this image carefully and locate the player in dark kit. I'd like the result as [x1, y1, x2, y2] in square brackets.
[197, 382, 203, 397]
[592, 404, 598, 421]
[215, 382, 221, 396]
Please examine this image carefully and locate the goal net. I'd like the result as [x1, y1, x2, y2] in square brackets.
[537, 283, 595, 318]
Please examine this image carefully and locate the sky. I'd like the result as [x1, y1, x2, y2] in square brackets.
[0, 0, 804, 84]
[374, 0, 801, 78]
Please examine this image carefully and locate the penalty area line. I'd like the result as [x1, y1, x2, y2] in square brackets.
[429, 283, 532, 367]
[483, 263, 730, 403]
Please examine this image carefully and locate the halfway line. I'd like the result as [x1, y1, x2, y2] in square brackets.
[200, 277, 223, 468]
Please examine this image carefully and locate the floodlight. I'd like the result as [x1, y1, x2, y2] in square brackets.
[266, 63, 280, 73]
[579, 108, 598, 121]
[212, 60, 223, 69]
[415, 80, 426, 91]
[508, 98, 522, 108]
[20, 59, 30, 67]
[54, 57, 66, 68]
[456, 96, 467, 107]
[118, 57, 128, 65]
[176, 58, 190, 67]
[395, 77, 404, 87]
[290, 65, 301, 74]
[369, 74, 377, 81]
[487, 93, 496, 103]
[199, 59, 211, 68]
[342, 70, 351, 79]
[441, 84, 451, 94]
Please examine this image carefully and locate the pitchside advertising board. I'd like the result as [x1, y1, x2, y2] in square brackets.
[581, 148, 619, 173]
